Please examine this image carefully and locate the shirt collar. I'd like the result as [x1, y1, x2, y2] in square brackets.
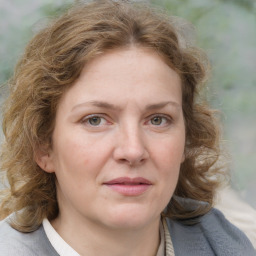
[43, 218, 80, 256]
[43, 217, 175, 256]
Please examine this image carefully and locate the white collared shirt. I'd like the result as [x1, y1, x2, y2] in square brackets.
[42, 218, 175, 256]
[43, 219, 80, 256]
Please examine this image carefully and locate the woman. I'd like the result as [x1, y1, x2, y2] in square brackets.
[0, 0, 254, 255]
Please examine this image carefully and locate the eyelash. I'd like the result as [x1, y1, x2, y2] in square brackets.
[80, 114, 110, 127]
[146, 114, 172, 127]
[80, 114, 173, 128]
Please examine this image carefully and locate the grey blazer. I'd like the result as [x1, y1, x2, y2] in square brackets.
[0, 208, 255, 256]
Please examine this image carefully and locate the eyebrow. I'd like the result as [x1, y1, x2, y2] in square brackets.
[145, 101, 181, 110]
[72, 101, 120, 112]
[72, 100, 181, 112]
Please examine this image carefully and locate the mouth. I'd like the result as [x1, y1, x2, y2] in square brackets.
[103, 177, 152, 196]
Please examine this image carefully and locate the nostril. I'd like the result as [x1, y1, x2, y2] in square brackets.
[118, 157, 146, 166]
[112, 133, 149, 166]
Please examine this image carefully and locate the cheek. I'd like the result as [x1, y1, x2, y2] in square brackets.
[152, 139, 183, 212]
[53, 142, 95, 199]
[154, 137, 185, 166]
[152, 136, 185, 192]
[53, 133, 112, 179]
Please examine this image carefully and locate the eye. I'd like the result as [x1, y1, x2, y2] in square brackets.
[88, 116, 102, 126]
[81, 115, 109, 127]
[146, 114, 172, 127]
[151, 116, 164, 125]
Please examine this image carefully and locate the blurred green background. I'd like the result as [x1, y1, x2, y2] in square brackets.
[0, 0, 255, 208]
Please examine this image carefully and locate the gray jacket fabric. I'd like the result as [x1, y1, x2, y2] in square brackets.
[0, 208, 255, 256]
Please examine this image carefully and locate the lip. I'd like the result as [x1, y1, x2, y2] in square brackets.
[103, 177, 152, 196]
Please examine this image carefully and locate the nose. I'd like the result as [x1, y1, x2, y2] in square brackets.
[113, 125, 149, 166]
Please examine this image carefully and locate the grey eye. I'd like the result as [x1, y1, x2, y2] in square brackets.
[151, 116, 163, 125]
[88, 116, 102, 126]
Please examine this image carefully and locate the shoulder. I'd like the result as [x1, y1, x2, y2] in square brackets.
[200, 208, 255, 253]
[166, 205, 255, 256]
[0, 216, 58, 256]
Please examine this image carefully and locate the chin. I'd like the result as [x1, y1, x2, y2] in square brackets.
[103, 204, 159, 230]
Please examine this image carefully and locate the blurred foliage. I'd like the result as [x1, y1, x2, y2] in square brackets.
[0, 0, 73, 86]
[223, 0, 256, 11]
[0, 0, 255, 207]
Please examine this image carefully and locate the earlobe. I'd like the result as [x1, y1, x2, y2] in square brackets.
[35, 150, 55, 173]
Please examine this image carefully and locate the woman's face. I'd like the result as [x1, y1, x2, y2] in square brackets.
[40, 47, 185, 230]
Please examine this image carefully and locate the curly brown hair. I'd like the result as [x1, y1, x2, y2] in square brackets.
[0, 0, 228, 232]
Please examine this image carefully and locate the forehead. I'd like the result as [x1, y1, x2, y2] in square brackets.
[59, 47, 182, 110]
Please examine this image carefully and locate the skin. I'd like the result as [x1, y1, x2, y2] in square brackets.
[37, 47, 186, 256]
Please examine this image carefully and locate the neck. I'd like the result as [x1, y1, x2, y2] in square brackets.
[51, 215, 161, 256]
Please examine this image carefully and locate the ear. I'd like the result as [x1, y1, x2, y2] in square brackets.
[35, 149, 55, 173]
